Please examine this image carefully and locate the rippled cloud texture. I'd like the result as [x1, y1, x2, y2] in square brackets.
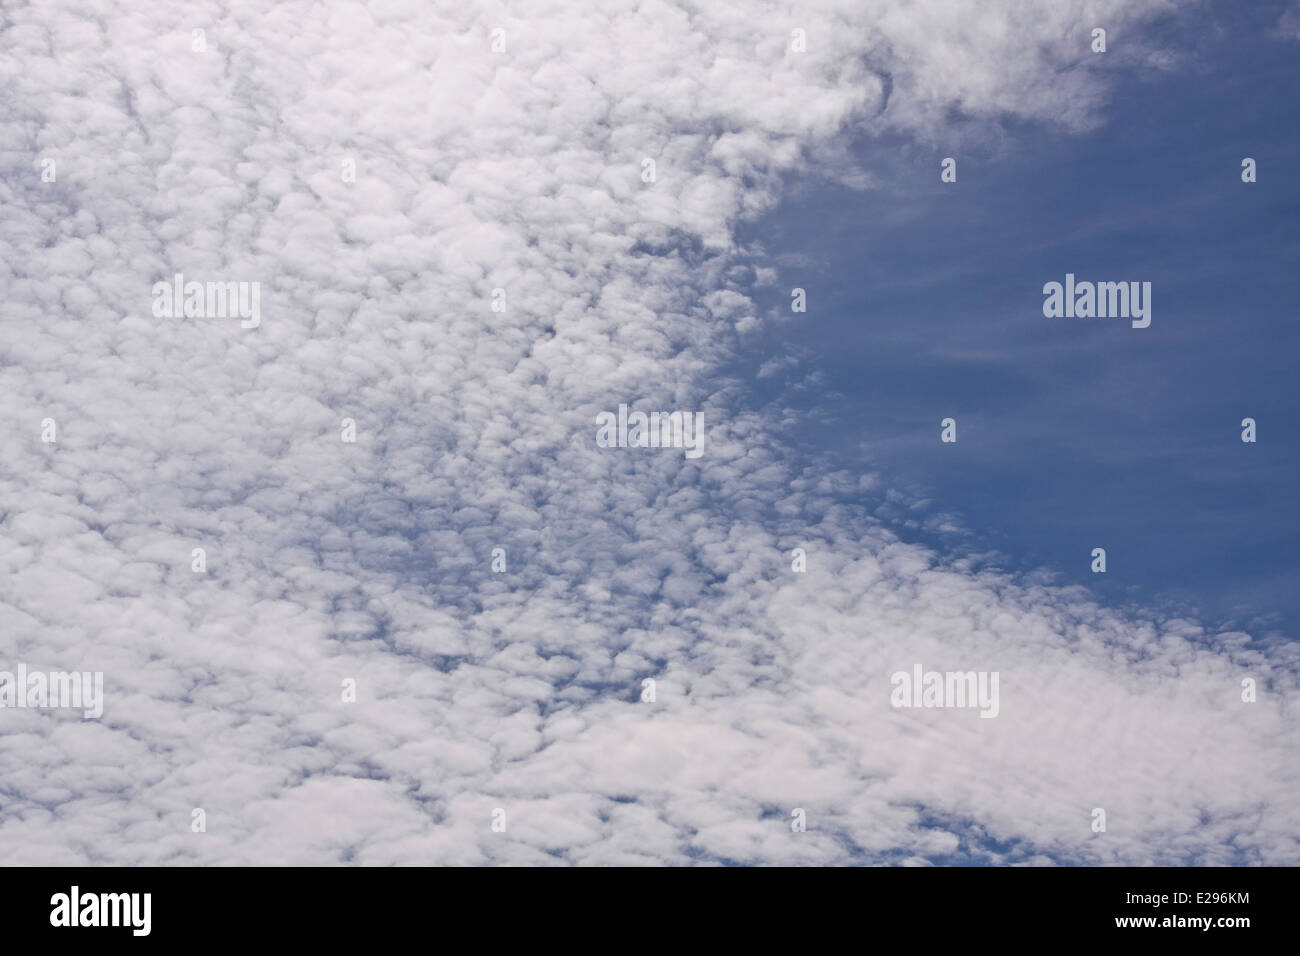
[2, 0, 1296, 865]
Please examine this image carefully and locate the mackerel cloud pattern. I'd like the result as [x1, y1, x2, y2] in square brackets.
[1, 0, 1297, 866]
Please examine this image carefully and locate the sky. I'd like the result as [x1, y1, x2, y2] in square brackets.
[737, 1, 1300, 642]
[1, 0, 1298, 866]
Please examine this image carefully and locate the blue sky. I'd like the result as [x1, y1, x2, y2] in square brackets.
[738, 0, 1300, 643]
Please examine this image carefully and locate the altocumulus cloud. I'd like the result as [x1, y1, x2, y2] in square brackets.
[0, 0, 1296, 865]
